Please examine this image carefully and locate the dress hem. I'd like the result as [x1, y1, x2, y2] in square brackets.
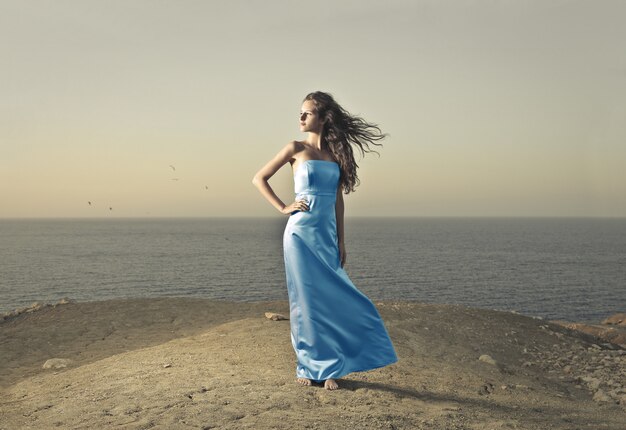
[297, 356, 399, 382]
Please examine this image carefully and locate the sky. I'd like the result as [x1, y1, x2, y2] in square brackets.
[1, 0, 624, 218]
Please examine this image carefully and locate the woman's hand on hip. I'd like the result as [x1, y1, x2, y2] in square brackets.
[281, 199, 309, 215]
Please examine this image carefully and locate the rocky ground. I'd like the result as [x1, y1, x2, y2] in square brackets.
[529, 319, 626, 407]
[0, 298, 625, 429]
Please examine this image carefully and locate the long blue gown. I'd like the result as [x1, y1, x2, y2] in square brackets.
[283, 159, 398, 382]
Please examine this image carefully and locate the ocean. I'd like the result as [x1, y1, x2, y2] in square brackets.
[1, 217, 624, 322]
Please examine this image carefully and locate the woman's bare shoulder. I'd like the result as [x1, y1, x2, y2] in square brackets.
[287, 140, 306, 152]
[282, 141, 307, 161]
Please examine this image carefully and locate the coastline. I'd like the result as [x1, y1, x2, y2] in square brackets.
[1, 298, 624, 429]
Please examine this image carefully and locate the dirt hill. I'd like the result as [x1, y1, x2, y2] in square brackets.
[0, 298, 624, 429]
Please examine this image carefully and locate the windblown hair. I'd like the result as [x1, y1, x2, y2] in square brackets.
[304, 91, 387, 194]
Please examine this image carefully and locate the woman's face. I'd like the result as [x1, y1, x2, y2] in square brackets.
[299, 100, 324, 134]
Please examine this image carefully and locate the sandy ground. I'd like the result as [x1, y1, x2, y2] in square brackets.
[0, 298, 625, 429]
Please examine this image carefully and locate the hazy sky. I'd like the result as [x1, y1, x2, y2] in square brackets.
[1, 0, 624, 218]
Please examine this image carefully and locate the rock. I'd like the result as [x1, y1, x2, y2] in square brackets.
[602, 313, 626, 326]
[264, 312, 288, 321]
[54, 298, 74, 307]
[478, 382, 495, 395]
[553, 321, 626, 347]
[25, 302, 44, 313]
[592, 389, 612, 403]
[42, 358, 72, 369]
[2, 299, 71, 321]
[581, 376, 601, 390]
[479, 354, 497, 366]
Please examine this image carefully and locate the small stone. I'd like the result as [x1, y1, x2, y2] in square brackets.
[601, 313, 626, 326]
[479, 354, 497, 366]
[581, 376, 601, 390]
[478, 383, 495, 395]
[25, 302, 43, 313]
[592, 389, 612, 403]
[43, 358, 72, 369]
[163, 363, 172, 368]
[264, 312, 288, 321]
[56, 298, 73, 306]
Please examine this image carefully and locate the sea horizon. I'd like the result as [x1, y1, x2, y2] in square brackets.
[2, 217, 625, 322]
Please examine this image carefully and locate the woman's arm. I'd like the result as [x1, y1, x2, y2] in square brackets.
[336, 185, 346, 267]
[252, 141, 308, 215]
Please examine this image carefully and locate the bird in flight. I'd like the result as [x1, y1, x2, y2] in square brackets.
[170, 165, 180, 181]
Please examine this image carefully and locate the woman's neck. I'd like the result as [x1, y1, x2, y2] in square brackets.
[305, 132, 323, 151]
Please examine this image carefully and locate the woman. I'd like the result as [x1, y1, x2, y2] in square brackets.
[252, 91, 398, 390]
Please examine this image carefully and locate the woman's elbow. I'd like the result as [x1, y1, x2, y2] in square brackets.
[252, 175, 264, 187]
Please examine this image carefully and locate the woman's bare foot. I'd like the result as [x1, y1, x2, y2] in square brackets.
[296, 377, 312, 386]
[324, 379, 339, 390]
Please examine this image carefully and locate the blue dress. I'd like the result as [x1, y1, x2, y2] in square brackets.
[283, 159, 398, 382]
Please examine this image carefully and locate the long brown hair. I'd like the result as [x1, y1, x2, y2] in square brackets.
[304, 91, 387, 194]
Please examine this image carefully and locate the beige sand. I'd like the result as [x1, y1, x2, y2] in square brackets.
[1, 298, 624, 429]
